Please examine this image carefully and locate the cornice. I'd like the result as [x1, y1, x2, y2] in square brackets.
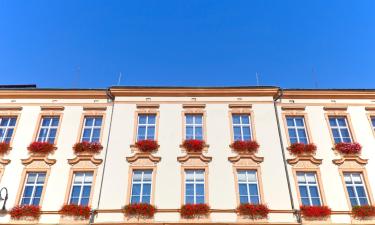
[0, 90, 107, 99]
[283, 90, 375, 99]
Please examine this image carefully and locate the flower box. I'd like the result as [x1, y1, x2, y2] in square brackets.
[0, 142, 10, 155]
[352, 205, 375, 220]
[124, 203, 156, 219]
[73, 142, 103, 155]
[180, 204, 210, 219]
[59, 204, 91, 220]
[231, 140, 259, 154]
[300, 205, 331, 220]
[27, 142, 55, 155]
[334, 142, 362, 155]
[135, 140, 159, 152]
[9, 205, 41, 220]
[182, 139, 206, 153]
[288, 143, 317, 156]
[237, 203, 269, 219]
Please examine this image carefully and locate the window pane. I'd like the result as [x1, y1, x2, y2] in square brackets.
[196, 184, 204, 195]
[142, 184, 151, 196]
[195, 115, 202, 124]
[309, 186, 319, 198]
[232, 115, 241, 124]
[250, 196, 259, 204]
[286, 118, 295, 126]
[356, 187, 366, 197]
[186, 184, 194, 195]
[295, 118, 304, 126]
[249, 184, 258, 195]
[148, 115, 156, 124]
[337, 118, 346, 126]
[240, 196, 248, 204]
[131, 196, 140, 203]
[138, 115, 147, 124]
[196, 196, 205, 204]
[299, 186, 308, 198]
[185, 196, 194, 204]
[94, 118, 102, 126]
[242, 116, 250, 124]
[329, 118, 337, 126]
[311, 198, 321, 206]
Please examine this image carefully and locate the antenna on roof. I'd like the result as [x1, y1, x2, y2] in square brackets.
[312, 67, 318, 88]
[117, 72, 122, 86]
[255, 72, 260, 86]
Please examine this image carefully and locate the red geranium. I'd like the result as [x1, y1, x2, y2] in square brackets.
[73, 142, 103, 155]
[0, 142, 10, 155]
[59, 204, 91, 220]
[124, 203, 156, 219]
[28, 142, 55, 155]
[352, 205, 375, 220]
[237, 203, 269, 219]
[334, 142, 362, 155]
[135, 140, 159, 152]
[182, 139, 206, 153]
[180, 204, 210, 219]
[288, 143, 317, 156]
[300, 205, 331, 219]
[9, 205, 41, 220]
[231, 140, 260, 154]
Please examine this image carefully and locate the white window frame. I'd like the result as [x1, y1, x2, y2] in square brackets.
[185, 170, 205, 204]
[81, 116, 103, 142]
[37, 116, 59, 143]
[130, 170, 153, 204]
[286, 116, 309, 144]
[344, 172, 370, 206]
[137, 114, 156, 141]
[185, 114, 203, 140]
[0, 116, 17, 143]
[297, 172, 322, 206]
[69, 172, 93, 206]
[329, 117, 352, 143]
[232, 114, 252, 141]
[20, 172, 46, 206]
[237, 170, 260, 204]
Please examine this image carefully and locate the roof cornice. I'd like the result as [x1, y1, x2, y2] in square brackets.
[282, 90, 375, 99]
[0, 90, 107, 99]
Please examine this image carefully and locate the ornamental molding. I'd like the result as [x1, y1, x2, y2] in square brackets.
[68, 155, 103, 166]
[228, 154, 264, 164]
[287, 155, 322, 167]
[177, 153, 212, 165]
[0, 158, 10, 166]
[126, 153, 161, 165]
[21, 156, 56, 167]
[332, 156, 368, 168]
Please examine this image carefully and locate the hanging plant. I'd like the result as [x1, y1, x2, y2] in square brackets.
[182, 139, 206, 153]
[135, 140, 159, 152]
[231, 140, 260, 154]
[180, 204, 210, 219]
[237, 203, 269, 219]
[28, 142, 55, 155]
[333, 142, 362, 155]
[124, 203, 156, 219]
[73, 142, 103, 155]
[9, 205, 41, 220]
[59, 204, 91, 220]
[300, 205, 331, 220]
[288, 143, 317, 156]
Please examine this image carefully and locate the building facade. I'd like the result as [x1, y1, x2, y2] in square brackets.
[0, 86, 374, 224]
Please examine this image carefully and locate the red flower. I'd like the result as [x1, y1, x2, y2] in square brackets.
[352, 205, 375, 220]
[0, 142, 10, 155]
[231, 140, 260, 154]
[135, 140, 159, 152]
[180, 204, 210, 219]
[124, 203, 156, 219]
[288, 143, 317, 156]
[182, 140, 206, 153]
[9, 205, 41, 220]
[334, 142, 362, 155]
[300, 205, 331, 219]
[237, 203, 269, 219]
[73, 142, 103, 155]
[59, 204, 91, 219]
[28, 142, 55, 155]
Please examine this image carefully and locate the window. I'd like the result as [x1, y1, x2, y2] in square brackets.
[328, 117, 352, 143]
[69, 172, 93, 206]
[20, 172, 46, 206]
[297, 172, 322, 206]
[237, 170, 260, 204]
[0, 116, 17, 143]
[185, 170, 205, 204]
[36, 116, 60, 143]
[137, 114, 156, 141]
[81, 116, 103, 142]
[185, 114, 203, 140]
[344, 172, 369, 207]
[286, 116, 308, 144]
[371, 117, 375, 133]
[232, 115, 252, 141]
[130, 170, 152, 204]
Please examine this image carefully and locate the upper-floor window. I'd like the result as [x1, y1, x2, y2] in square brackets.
[81, 116, 103, 142]
[130, 170, 152, 204]
[37, 116, 60, 143]
[20, 172, 46, 206]
[232, 115, 252, 141]
[370, 116, 375, 133]
[344, 172, 369, 207]
[0, 116, 17, 143]
[286, 116, 308, 144]
[328, 117, 352, 143]
[69, 172, 93, 206]
[185, 114, 203, 140]
[185, 170, 205, 204]
[297, 172, 322, 206]
[237, 170, 260, 204]
[137, 114, 156, 141]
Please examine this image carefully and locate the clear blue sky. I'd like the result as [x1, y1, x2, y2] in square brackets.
[0, 1, 374, 89]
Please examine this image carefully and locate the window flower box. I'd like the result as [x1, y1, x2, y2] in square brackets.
[124, 203, 156, 219]
[182, 139, 206, 153]
[0, 142, 10, 155]
[352, 205, 375, 220]
[59, 204, 91, 220]
[333, 142, 362, 155]
[135, 140, 159, 153]
[180, 203, 210, 219]
[9, 205, 41, 220]
[230, 140, 260, 154]
[288, 143, 317, 156]
[73, 142, 103, 155]
[237, 203, 269, 220]
[27, 142, 56, 155]
[300, 205, 331, 220]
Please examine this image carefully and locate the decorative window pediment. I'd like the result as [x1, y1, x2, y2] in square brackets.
[228, 154, 263, 167]
[287, 156, 322, 169]
[332, 156, 368, 169]
[177, 153, 212, 167]
[21, 155, 56, 168]
[126, 153, 161, 167]
[68, 155, 102, 168]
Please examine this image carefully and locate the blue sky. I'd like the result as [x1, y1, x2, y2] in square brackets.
[0, 1, 374, 89]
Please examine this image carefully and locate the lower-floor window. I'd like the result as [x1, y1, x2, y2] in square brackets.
[20, 172, 46, 206]
[297, 172, 322, 206]
[185, 170, 205, 204]
[237, 170, 260, 204]
[130, 170, 152, 204]
[69, 172, 93, 206]
[344, 172, 369, 207]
